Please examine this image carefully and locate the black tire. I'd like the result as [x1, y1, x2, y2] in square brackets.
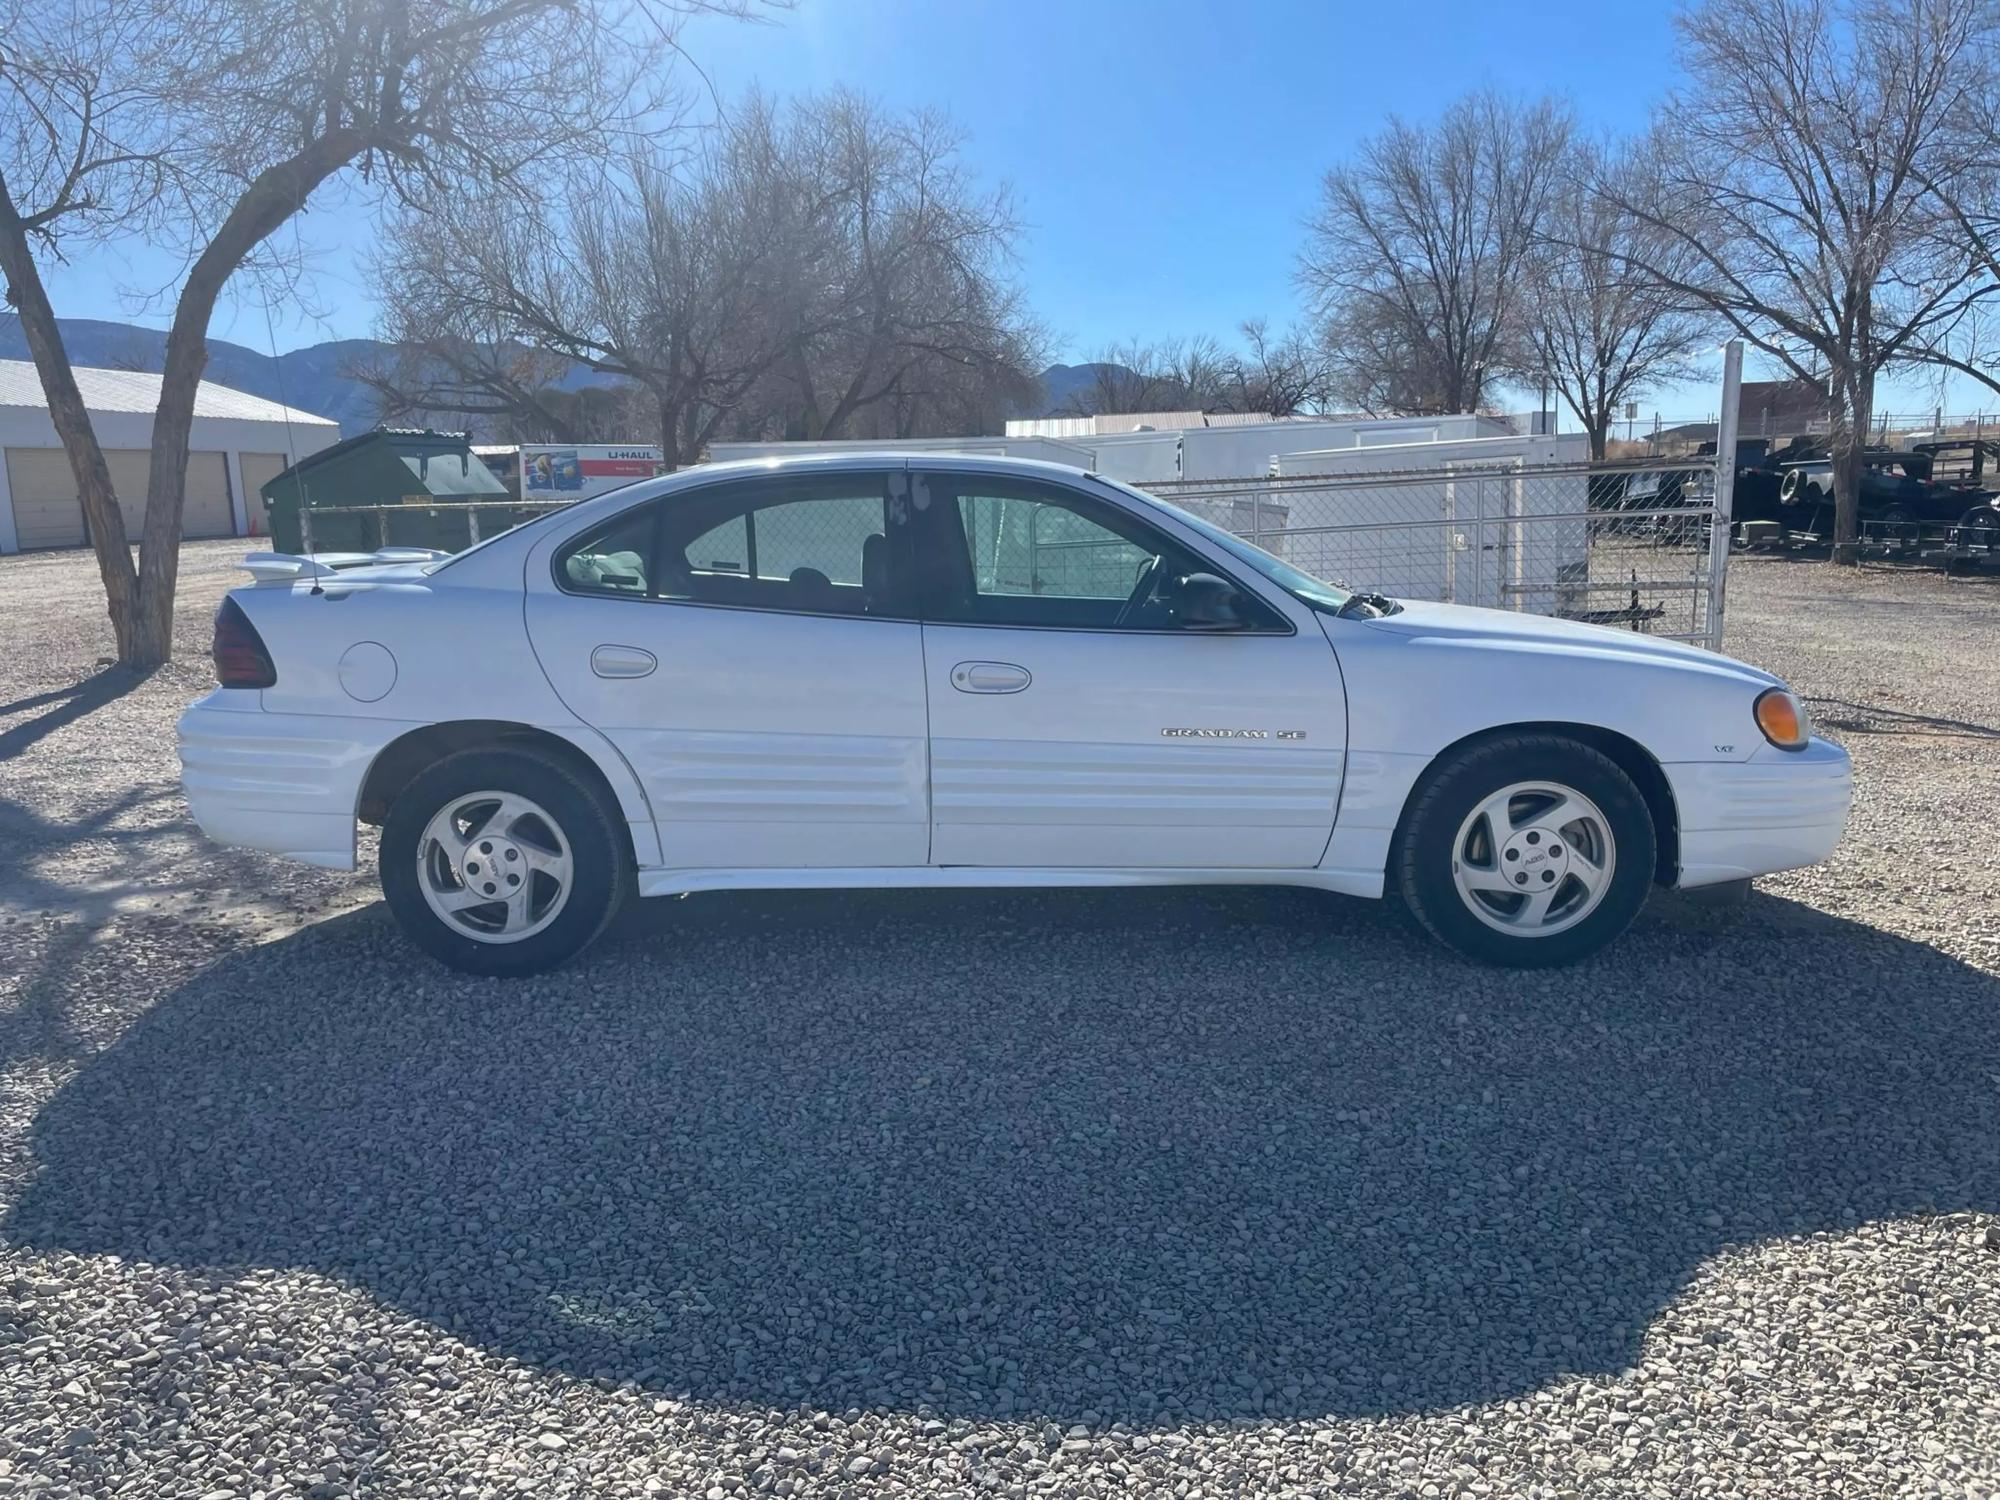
[379, 746, 630, 976]
[1393, 733, 1657, 968]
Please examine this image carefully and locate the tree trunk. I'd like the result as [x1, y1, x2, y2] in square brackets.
[130, 292, 216, 665]
[657, 399, 683, 471]
[128, 131, 366, 665]
[0, 173, 143, 660]
[1830, 371, 1871, 567]
[1587, 421, 1609, 462]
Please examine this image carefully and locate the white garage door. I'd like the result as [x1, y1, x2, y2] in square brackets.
[4, 446, 235, 548]
[5, 448, 87, 549]
[184, 452, 233, 538]
[238, 452, 291, 537]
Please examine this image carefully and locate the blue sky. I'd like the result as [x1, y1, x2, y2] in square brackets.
[34, 0, 1976, 420]
[673, 0, 1680, 363]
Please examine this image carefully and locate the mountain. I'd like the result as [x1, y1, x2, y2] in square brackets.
[2, 317, 1108, 436]
[0, 317, 397, 434]
[1035, 363, 1115, 418]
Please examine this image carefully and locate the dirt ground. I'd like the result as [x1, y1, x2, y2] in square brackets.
[1, 540, 1996, 1498]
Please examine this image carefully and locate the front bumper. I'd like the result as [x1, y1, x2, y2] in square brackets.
[177, 693, 415, 871]
[1665, 736, 1853, 889]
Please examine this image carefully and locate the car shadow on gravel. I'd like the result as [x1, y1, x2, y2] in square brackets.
[7, 884, 1998, 1425]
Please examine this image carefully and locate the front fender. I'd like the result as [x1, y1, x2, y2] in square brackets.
[1314, 607, 1781, 894]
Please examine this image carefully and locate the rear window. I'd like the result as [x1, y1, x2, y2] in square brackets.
[552, 475, 910, 618]
[558, 507, 655, 596]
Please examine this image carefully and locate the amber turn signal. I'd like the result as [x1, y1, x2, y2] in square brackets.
[1754, 688, 1808, 750]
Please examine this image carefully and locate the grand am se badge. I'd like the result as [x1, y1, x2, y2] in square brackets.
[1160, 728, 1308, 740]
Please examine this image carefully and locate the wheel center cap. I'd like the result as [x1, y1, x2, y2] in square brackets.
[1500, 829, 1568, 890]
[458, 835, 528, 902]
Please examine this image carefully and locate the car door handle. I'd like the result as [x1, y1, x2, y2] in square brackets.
[950, 661, 1031, 694]
[591, 645, 657, 679]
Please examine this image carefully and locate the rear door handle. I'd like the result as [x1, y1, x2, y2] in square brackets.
[591, 644, 657, 679]
[950, 661, 1031, 694]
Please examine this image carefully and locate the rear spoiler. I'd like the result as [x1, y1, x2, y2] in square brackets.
[238, 548, 451, 584]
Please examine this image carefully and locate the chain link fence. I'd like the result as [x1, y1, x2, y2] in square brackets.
[1139, 455, 1729, 648]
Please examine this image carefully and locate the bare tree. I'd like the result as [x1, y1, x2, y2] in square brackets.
[1061, 336, 1233, 416]
[372, 131, 794, 467]
[350, 330, 615, 445]
[1604, 0, 2000, 560]
[1222, 319, 1334, 417]
[838, 317, 1046, 439]
[1299, 91, 1573, 416]
[0, 0, 765, 665]
[764, 92, 1036, 441]
[372, 90, 1039, 456]
[1060, 341, 1178, 417]
[1515, 145, 1714, 459]
[0, 3, 176, 658]
[1899, 12, 2000, 399]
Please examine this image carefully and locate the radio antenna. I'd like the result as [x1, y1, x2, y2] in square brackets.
[261, 290, 322, 593]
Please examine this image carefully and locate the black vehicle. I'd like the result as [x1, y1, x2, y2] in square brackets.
[1907, 439, 2000, 507]
[1937, 493, 2000, 573]
[1774, 445, 1979, 529]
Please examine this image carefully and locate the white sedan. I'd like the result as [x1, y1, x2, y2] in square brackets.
[178, 454, 1851, 974]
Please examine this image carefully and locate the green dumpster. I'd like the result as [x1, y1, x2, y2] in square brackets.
[261, 429, 523, 554]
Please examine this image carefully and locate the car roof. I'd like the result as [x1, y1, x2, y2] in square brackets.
[684, 450, 1099, 484]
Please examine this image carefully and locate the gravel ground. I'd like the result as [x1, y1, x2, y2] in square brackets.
[2, 540, 1997, 1498]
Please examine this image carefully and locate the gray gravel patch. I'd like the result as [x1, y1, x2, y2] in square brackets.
[1, 541, 1997, 1497]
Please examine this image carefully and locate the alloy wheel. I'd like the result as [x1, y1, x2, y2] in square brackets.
[416, 790, 575, 944]
[1450, 780, 1617, 938]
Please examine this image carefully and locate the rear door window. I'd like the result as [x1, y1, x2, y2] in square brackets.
[556, 474, 913, 618]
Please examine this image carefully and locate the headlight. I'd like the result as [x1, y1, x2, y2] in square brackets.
[1754, 687, 1810, 750]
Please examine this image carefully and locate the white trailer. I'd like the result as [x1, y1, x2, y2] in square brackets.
[704, 436, 1097, 469]
[703, 419, 1516, 488]
[1177, 415, 1509, 482]
[1264, 433, 1591, 614]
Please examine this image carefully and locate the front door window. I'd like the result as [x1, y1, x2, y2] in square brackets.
[923, 476, 1285, 632]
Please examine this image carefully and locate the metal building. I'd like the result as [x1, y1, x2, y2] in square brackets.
[0, 359, 340, 553]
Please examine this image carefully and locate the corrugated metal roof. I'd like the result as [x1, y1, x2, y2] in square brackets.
[0, 358, 338, 427]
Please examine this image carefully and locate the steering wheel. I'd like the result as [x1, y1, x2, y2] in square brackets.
[1113, 554, 1164, 627]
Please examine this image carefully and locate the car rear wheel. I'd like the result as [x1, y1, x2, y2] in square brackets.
[380, 746, 629, 976]
[1394, 734, 1656, 967]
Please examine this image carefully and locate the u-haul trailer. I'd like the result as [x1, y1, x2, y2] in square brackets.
[475, 444, 671, 502]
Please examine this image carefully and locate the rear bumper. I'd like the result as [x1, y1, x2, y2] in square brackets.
[1666, 737, 1852, 889]
[176, 694, 415, 871]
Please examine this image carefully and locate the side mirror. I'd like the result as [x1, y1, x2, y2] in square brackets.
[1175, 572, 1246, 630]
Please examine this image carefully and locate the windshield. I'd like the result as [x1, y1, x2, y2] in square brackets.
[1100, 476, 1353, 610]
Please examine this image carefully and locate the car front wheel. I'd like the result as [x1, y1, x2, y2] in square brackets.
[380, 746, 629, 976]
[1394, 734, 1656, 967]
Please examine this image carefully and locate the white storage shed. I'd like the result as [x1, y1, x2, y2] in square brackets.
[0, 359, 340, 554]
[1270, 433, 1591, 613]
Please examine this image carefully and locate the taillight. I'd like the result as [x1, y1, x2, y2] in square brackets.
[212, 597, 277, 688]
